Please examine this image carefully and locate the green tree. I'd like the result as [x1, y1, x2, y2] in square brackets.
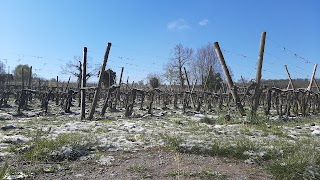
[147, 73, 161, 89]
[100, 68, 116, 87]
[205, 67, 223, 92]
[12, 64, 33, 81]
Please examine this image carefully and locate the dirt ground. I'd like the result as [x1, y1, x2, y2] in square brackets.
[21, 147, 272, 180]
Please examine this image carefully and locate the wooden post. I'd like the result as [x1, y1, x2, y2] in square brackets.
[28, 66, 32, 89]
[78, 61, 82, 107]
[184, 67, 195, 108]
[56, 76, 59, 105]
[80, 47, 87, 120]
[284, 65, 295, 90]
[201, 74, 205, 91]
[252, 32, 267, 114]
[56, 76, 59, 89]
[241, 76, 246, 87]
[214, 42, 245, 116]
[204, 66, 213, 91]
[307, 64, 318, 91]
[88, 42, 112, 120]
[108, 69, 111, 87]
[119, 67, 124, 85]
[191, 78, 198, 93]
[65, 76, 71, 92]
[125, 77, 129, 90]
[114, 67, 124, 107]
[21, 66, 24, 89]
[5, 66, 10, 87]
[313, 77, 320, 93]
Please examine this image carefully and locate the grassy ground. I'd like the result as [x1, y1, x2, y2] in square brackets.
[1, 103, 320, 179]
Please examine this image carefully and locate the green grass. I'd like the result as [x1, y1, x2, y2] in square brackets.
[94, 127, 109, 134]
[21, 132, 97, 162]
[0, 162, 8, 179]
[200, 116, 215, 125]
[267, 139, 320, 180]
[163, 129, 320, 179]
[164, 135, 257, 160]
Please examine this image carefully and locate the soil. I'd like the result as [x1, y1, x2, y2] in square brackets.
[6, 147, 271, 180]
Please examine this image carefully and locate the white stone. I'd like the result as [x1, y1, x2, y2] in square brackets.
[97, 155, 114, 166]
[311, 130, 320, 135]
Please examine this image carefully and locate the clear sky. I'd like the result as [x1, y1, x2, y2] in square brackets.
[1, 0, 319, 84]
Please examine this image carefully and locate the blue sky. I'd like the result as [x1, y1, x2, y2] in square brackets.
[1, 0, 319, 84]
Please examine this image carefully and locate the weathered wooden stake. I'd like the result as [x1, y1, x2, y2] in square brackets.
[214, 42, 245, 116]
[191, 78, 198, 93]
[65, 76, 71, 92]
[307, 64, 318, 91]
[28, 66, 32, 89]
[88, 42, 112, 120]
[56, 76, 59, 89]
[201, 74, 205, 91]
[284, 65, 295, 90]
[203, 66, 213, 91]
[240, 76, 246, 87]
[313, 77, 320, 93]
[80, 47, 87, 120]
[56, 76, 59, 105]
[114, 67, 124, 107]
[252, 32, 266, 115]
[184, 67, 195, 108]
[21, 66, 25, 89]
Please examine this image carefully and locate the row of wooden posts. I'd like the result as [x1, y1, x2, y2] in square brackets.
[5, 76, 320, 119]
[76, 32, 319, 120]
[3, 31, 319, 120]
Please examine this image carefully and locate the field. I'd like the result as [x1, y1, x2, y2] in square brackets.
[1, 90, 320, 180]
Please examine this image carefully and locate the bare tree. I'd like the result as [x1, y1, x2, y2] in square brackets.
[190, 43, 222, 86]
[147, 73, 162, 89]
[0, 61, 5, 74]
[162, 63, 180, 85]
[61, 56, 98, 88]
[164, 43, 193, 89]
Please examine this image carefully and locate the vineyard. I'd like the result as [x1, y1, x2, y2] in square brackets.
[1, 32, 320, 179]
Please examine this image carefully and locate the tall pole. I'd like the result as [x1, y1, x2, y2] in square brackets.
[88, 42, 112, 120]
[56, 76, 59, 89]
[184, 67, 195, 108]
[255, 32, 266, 86]
[307, 64, 318, 91]
[55, 76, 59, 105]
[21, 66, 25, 90]
[252, 32, 266, 114]
[284, 65, 295, 90]
[65, 76, 71, 92]
[115, 67, 124, 107]
[28, 66, 32, 89]
[214, 42, 245, 116]
[80, 47, 87, 120]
